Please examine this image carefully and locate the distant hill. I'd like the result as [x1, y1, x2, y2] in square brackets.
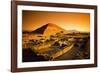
[23, 23, 89, 36]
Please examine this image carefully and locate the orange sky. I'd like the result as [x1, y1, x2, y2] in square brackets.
[22, 10, 90, 32]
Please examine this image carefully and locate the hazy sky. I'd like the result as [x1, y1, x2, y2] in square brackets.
[22, 10, 90, 32]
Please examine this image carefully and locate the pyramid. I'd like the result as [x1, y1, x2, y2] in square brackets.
[32, 23, 66, 36]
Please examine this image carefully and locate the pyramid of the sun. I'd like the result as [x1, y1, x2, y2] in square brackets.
[32, 23, 66, 36]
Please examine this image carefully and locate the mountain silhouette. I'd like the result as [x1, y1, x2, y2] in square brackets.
[31, 23, 66, 36]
